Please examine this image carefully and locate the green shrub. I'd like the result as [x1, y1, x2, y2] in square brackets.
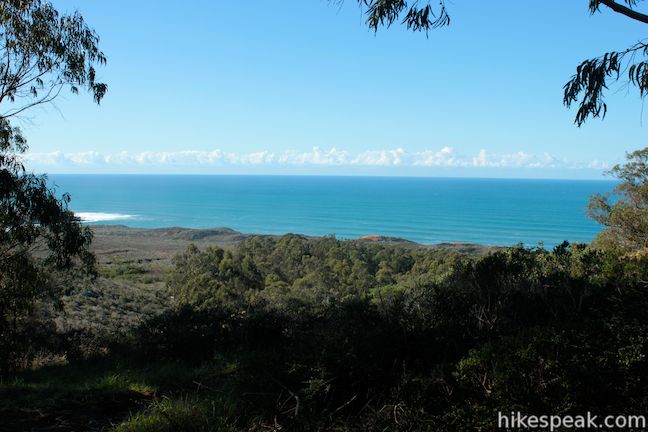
[114, 397, 235, 432]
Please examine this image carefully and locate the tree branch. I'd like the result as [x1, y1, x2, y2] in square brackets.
[2, 82, 63, 118]
[599, 0, 648, 24]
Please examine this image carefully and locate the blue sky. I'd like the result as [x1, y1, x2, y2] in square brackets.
[18, 0, 648, 178]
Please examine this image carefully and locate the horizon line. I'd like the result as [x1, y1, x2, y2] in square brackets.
[42, 172, 616, 182]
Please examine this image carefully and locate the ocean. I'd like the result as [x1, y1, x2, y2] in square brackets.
[48, 175, 616, 247]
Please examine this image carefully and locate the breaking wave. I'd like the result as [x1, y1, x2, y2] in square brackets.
[75, 212, 135, 223]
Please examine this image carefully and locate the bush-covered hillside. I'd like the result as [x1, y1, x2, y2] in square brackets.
[5, 235, 648, 431]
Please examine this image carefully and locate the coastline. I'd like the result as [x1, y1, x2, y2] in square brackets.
[89, 224, 505, 268]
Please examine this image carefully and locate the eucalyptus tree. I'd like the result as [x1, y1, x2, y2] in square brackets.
[0, 0, 106, 372]
[589, 148, 648, 252]
[349, 0, 648, 126]
[0, 0, 106, 117]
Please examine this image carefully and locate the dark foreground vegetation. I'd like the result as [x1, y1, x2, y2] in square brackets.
[3, 234, 648, 431]
[3, 1, 648, 430]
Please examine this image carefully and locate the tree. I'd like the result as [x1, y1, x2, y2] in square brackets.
[0, 0, 106, 372]
[347, 0, 648, 126]
[0, 0, 107, 117]
[588, 147, 648, 253]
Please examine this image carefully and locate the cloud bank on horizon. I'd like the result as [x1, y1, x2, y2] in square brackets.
[25, 146, 613, 177]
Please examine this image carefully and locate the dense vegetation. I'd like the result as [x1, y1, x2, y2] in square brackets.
[142, 238, 648, 430]
[0, 120, 96, 374]
[4, 233, 648, 431]
[3, 1, 648, 431]
[589, 147, 648, 252]
[0, 0, 106, 375]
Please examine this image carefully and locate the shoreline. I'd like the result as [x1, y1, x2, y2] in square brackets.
[89, 224, 506, 264]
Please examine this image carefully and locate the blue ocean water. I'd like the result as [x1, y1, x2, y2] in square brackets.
[48, 175, 616, 247]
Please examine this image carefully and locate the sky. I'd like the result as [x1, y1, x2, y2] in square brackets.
[16, 0, 648, 178]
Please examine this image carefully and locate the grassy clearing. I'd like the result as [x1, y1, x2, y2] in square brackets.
[53, 257, 170, 338]
[0, 359, 244, 431]
[114, 397, 237, 432]
[0, 361, 149, 431]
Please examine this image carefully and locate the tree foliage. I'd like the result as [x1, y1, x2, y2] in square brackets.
[0, 0, 105, 373]
[351, 0, 450, 33]
[147, 236, 648, 429]
[589, 147, 648, 252]
[0, 0, 107, 118]
[348, 0, 648, 126]
[0, 119, 96, 372]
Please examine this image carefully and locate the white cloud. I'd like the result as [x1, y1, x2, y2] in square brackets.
[67, 151, 105, 165]
[27, 150, 69, 165]
[24, 146, 610, 171]
[468, 149, 580, 169]
[353, 148, 405, 166]
[231, 151, 275, 165]
[587, 159, 612, 170]
[414, 146, 466, 167]
[277, 147, 349, 165]
[472, 149, 489, 167]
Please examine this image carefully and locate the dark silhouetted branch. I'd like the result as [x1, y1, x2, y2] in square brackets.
[599, 0, 648, 24]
